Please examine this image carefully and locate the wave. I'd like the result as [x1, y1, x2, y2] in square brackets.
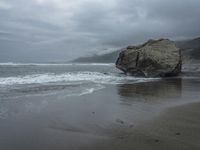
[0, 62, 114, 66]
[0, 72, 157, 86]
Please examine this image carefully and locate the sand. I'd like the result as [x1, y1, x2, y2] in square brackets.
[89, 102, 200, 150]
[0, 78, 200, 150]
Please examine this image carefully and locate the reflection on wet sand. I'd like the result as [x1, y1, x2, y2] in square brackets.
[117, 78, 182, 102]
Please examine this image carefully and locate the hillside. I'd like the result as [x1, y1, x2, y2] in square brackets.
[176, 37, 200, 59]
[71, 49, 122, 63]
[72, 37, 200, 63]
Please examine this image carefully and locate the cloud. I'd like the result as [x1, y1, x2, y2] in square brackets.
[0, 0, 200, 62]
[0, 1, 12, 9]
[72, 0, 200, 44]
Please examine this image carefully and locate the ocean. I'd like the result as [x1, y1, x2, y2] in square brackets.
[0, 63, 157, 99]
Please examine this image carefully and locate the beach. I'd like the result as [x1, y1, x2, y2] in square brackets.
[0, 63, 200, 150]
[1, 0, 200, 149]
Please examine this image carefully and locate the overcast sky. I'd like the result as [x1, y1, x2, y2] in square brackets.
[0, 0, 200, 62]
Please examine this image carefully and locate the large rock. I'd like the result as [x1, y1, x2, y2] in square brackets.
[116, 39, 182, 77]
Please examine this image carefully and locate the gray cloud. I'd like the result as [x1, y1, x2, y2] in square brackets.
[0, 0, 200, 62]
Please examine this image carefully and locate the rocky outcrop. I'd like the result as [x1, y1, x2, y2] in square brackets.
[116, 39, 182, 77]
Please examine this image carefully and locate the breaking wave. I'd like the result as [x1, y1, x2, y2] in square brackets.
[0, 72, 157, 86]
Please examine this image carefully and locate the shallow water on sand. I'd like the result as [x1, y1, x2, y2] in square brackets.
[0, 63, 200, 150]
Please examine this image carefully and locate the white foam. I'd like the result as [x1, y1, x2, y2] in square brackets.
[74, 84, 104, 96]
[0, 72, 157, 86]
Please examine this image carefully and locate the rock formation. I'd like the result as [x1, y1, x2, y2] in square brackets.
[116, 39, 182, 77]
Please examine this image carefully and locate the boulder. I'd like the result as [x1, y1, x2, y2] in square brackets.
[116, 39, 182, 77]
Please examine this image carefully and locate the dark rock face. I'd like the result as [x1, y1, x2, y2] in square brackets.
[116, 39, 182, 77]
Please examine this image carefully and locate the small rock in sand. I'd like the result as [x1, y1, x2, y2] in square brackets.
[129, 124, 134, 128]
[175, 132, 181, 135]
[116, 119, 124, 124]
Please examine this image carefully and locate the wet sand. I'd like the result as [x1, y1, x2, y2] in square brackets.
[0, 78, 200, 150]
[90, 102, 200, 150]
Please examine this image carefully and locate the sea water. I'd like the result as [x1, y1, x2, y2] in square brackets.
[0, 63, 157, 99]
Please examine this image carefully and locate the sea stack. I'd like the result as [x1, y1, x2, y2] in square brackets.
[116, 39, 182, 77]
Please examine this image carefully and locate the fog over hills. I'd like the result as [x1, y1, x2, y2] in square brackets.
[72, 37, 200, 63]
[71, 49, 122, 63]
[176, 37, 200, 59]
